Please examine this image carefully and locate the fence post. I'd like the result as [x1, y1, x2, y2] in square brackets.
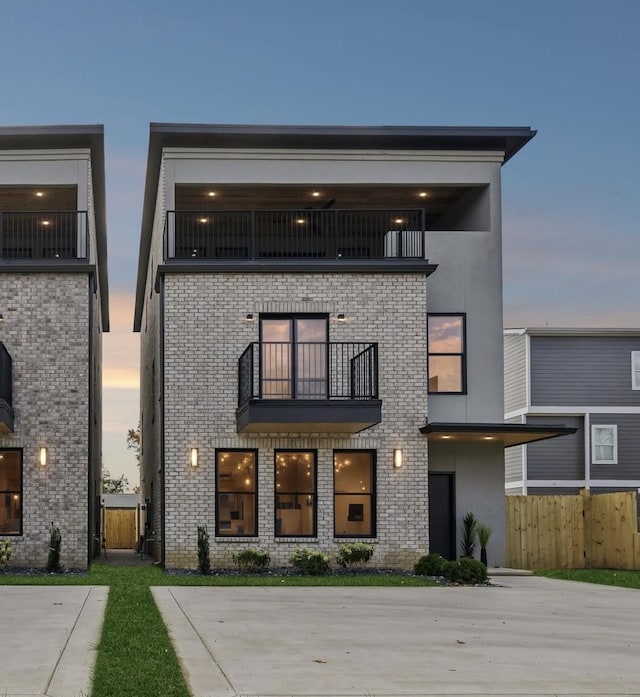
[580, 489, 591, 569]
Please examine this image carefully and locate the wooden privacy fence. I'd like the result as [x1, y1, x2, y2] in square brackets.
[104, 508, 137, 549]
[506, 491, 640, 570]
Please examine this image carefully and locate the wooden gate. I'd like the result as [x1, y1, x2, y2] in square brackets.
[104, 508, 137, 549]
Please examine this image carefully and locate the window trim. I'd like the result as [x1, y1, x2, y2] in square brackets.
[632, 351, 640, 391]
[333, 449, 376, 539]
[427, 312, 467, 394]
[591, 424, 618, 465]
[214, 448, 259, 537]
[0, 447, 23, 537]
[274, 449, 317, 538]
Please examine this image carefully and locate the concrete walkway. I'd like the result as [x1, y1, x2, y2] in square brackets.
[153, 576, 640, 697]
[0, 585, 107, 697]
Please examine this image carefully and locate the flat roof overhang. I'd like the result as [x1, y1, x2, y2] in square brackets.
[236, 399, 382, 434]
[419, 422, 578, 448]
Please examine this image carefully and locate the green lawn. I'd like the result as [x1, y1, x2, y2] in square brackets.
[0, 563, 436, 697]
[535, 568, 640, 589]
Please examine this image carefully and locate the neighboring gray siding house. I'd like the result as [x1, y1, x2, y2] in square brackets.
[134, 123, 557, 570]
[0, 126, 109, 568]
[504, 328, 640, 495]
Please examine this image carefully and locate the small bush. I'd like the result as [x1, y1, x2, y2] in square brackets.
[289, 547, 330, 575]
[414, 552, 446, 576]
[0, 540, 13, 567]
[336, 543, 375, 569]
[442, 557, 488, 584]
[47, 523, 62, 572]
[233, 548, 271, 572]
[197, 526, 210, 575]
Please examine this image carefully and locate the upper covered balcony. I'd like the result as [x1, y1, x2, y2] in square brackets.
[0, 186, 88, 262]
[161, 183, 484, 270]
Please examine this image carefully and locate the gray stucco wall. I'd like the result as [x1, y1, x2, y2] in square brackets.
[530, 335, 640, 407]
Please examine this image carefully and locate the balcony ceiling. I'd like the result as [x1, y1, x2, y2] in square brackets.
[0, 186, 77, 211]
[175, 184, 468, 212]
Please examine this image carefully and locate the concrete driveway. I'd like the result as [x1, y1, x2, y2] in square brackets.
[153, 576, 640, 697]
[0, 585, 107, 697]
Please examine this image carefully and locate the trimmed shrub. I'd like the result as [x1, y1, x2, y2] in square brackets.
[233, 548, 271, 572]
[197, 526, 210, 575]
[336, 543, 374, 569]
[442, 557, 488, 584]
[414, 552, 446, 576]
[289, 547, 330, 575]
[47, 524, 62, 572]
[0, 540, 13, 567]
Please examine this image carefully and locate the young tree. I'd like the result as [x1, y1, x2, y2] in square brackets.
[127, 423, 141, 465]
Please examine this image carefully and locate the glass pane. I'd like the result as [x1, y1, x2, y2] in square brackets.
[428, 316, 463, 353]
[261, 318, 291, 342]
[428, 355, 463, 392]
[334, 495, 373, 536]
[334, 452, 372, 493]
[275, 452, 314, 493]
[0, 453, 21, 490]
[595, 444, 613, 462]
[275, 451, 315, 536]
[217, 493, 256, 535]
[594, 428, 614, 446]
[275, 494, 314, 535]
[217, 451, 256, 492]
[295, 318, 326, 343]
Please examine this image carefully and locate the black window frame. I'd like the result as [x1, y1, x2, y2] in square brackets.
[215, 448, 259, 538]
[427, 312, 467, 395]
[0, 447, 23, 537]
[274, 449, 318, 538]
[259, 314, 329, 400]
[333, 449, 376, 539]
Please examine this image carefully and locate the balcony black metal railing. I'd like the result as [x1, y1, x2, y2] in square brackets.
[0, 211, 88, 260]
[166, 209, 425, 261]
[238, 342, 378, 406]
[0, 342, 12, 408]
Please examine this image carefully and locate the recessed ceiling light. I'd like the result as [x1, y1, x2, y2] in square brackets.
[312, 191, 320, 197]
[484, 436, 494, 440]
[418, 191, 428, 198]
[296, 218, 306, 224]
[198, 217, 209, 224]
[394, 218, 404, 224]
[442, 435, 451, 439]
[207, 191, 216, 197]
[41, 220, 50, 226]
[35, 191, 44, 197]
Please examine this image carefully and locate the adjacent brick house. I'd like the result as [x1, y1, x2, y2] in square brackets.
[504, 327, 640, 495]
[0, 125, 109, 568]
[134, 123, 561, 569]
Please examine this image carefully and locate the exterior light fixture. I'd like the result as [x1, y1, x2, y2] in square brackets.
[0, 314, 4, 323]
[394, 218, 404, 225]
[245, 313, 255, 322]
[39, 447, 48, 467]
[312, 191, 320, 197]
[36, 191, 44, 197]
[198, 217, 209, 224]
[393, 448, 403, 469]
[337, 313, 346, 322]
[207, 191, 216, 197]
[190, 448, 198, 468]
[41, 220, 51, 226]
[296, 218, 306, 225]
[418, 191, 428, 198]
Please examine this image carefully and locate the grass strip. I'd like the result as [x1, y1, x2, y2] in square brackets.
[535, 568, 640, 589]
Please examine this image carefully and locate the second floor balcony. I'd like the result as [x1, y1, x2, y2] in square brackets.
[165, 208, 425, 263]
[236, 341, 382, 433]
[0, 211, 88, 261]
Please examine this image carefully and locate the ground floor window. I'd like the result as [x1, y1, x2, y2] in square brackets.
[216, 450, 257, 536]
[275, 450, 316, 537]
[591, 425, 617, 464]
[334, 450, 375, 537]
[0, 449, 22, 535]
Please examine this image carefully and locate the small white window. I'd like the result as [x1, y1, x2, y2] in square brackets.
[632, 352, 640, 390]
[591, 425, 618, 464]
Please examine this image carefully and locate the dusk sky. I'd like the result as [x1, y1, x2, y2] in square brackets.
[1, 0, 638, 487]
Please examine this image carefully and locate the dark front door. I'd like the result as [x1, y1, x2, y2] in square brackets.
[428, 472, 455, 559]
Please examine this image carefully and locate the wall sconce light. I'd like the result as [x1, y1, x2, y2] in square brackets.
[190, 448, 199, 468]
[245, 313, 255, 322]
[39, 447, 48, 467]
[393, 448, 403, 469]
[337, 313, 346, 322]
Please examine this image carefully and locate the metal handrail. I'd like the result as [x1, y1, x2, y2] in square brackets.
[0, 211, 88, 260]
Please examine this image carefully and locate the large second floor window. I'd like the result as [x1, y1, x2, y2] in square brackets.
[0, 449, 21, 535]
[275, 450, 316, 536]
[428, 314, 466, 393]
[216, 450, 257, 536]
[260, 315, 328, 399]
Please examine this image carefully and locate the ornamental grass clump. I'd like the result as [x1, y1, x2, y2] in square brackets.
[0, 540, 12, 567]
[47, 523, 62, 572]
[336, 543, 375, 569]
[459, 511, 478, 558]
[290, 547, 330, 575]
[477, 522, 492, 567]
[197, 525, 210, 575]
[233, 548, 271, 572]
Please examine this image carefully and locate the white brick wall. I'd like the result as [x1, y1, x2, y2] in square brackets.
[158, 272, 429, 569]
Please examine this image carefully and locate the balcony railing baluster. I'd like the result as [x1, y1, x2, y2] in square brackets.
[0, 211, 88, 260]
